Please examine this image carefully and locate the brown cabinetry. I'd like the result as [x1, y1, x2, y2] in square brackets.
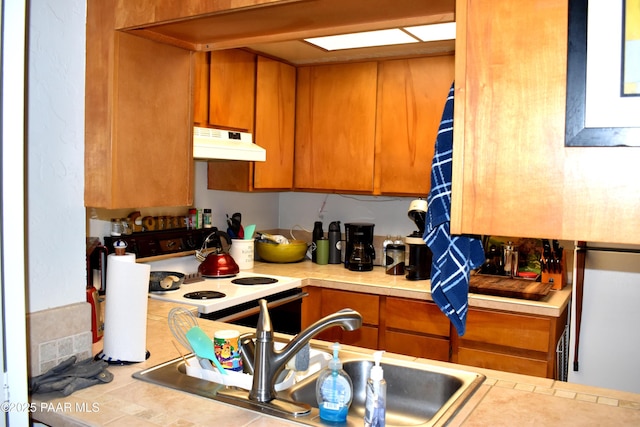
[85, 1, 194, 209]
[204, 54, 295, 191]
[295, 62, 378, 192]
[302, 287, 379, 349]
[452, 0, 640, 244]
[375, 55, 454, 195]
[384, 297, 451, 362]
[453, 306, 568, 378]
[302, 286, 567, 378]
[295, 56, 454, 195]
[209, 49, 256, 132]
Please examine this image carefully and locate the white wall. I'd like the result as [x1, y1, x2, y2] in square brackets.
[90, 161, 421, 240]
[27, 0, 86, 312]
[278, 192, 417, 237]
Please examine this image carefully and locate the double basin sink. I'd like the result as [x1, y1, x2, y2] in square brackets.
[133, 343, 485, 426]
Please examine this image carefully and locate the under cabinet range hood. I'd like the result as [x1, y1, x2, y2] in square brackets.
[193, 127, 266, 162]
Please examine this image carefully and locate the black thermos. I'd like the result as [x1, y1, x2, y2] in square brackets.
[328, 221, 341, 264]
[312, 221, 323, 263]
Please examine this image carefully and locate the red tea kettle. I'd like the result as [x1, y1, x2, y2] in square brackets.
[196, 229, 239, 277]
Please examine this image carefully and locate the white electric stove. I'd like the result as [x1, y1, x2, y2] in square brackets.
[148, 270, 302, 314]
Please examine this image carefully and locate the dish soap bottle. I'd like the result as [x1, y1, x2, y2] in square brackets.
[316, 342, 353, 422]
[364, 350, 387, 427]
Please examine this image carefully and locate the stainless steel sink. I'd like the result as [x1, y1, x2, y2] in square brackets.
[285, 359, 482, 426]
[133, 347, 485, 427]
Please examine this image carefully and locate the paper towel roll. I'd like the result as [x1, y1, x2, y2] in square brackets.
[102, 253, 151, 363]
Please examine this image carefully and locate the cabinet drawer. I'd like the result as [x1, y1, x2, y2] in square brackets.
[458, 347, 549, 378]
[463, 309, 552, 353]
[385, 330, 449, 362]
[385, 297, 449, 337]
[321, 289, 379, 326]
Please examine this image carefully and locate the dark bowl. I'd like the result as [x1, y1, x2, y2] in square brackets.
[149, 271, 185, 292]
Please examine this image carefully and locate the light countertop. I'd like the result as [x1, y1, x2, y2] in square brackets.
[31, 297, 640, 426]
[248, 260, 571, 318]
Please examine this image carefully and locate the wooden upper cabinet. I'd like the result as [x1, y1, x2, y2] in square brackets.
[206, 54, 295, 192]
[254, 56, 295, 189]
[193, 51, 210, 126]
[295, 62, 378, 192]
[85, 1, 194, 209]
[209, 49, 256, 132]
[452, 0, 640, 244]
[375, 55, 455, 196]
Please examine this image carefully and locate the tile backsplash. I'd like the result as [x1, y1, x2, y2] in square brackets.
[27, 302, 93, 376]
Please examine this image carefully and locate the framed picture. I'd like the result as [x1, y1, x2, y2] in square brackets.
[565, 0, 640, 146]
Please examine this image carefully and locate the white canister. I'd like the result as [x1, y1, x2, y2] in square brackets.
[229, 239, 254, 270]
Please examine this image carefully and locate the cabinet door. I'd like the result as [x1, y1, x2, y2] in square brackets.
[295, 62, 377, 192]
[452, 0, 640, 244]
[209, 49, 255, 131]
[375, 55, 454, 195]
[207, 56, 295, 192]
[254, 56, 295, 189]
[193, 51, 210, 125]
[85, 29, 193, 208]
[302, 287, 379, 349]
[384, 297, 451, 361]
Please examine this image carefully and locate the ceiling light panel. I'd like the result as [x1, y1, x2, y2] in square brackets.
[305, 29, 419, 51]
[404, 22, 456, 42]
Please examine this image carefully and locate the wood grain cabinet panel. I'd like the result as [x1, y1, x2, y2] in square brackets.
[462, 309, 552, 353]
[295, 62, 378, 192]
[457, 347, 549, 378]
[455, 306, 568, 378]
[85, 14, 193, 209]
[375, 55, 454, 195]
[206, 54, 295, 192]
[253, 56, 295, 190]
[320, 289, 379, 326]
[385, 297, 450, 337]
[385, 331, 449, 362]
[193, 51, 210, 126]
[452, 0, 640, 244]
[209, 49, 255, 132]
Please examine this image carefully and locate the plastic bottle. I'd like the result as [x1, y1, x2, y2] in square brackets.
[328, 221, 342, 264]
[203, 209, 213, 228]
[316, 343, 353, 422]
[312, 221, 324, 263]
[364, 350, 387, 427]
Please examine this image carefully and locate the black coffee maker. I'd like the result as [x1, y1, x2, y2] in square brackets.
[344, 223, 375, 271]
[405, 199, 432, 280]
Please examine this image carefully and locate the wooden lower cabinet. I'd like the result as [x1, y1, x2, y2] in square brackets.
[384, 297, 451, 362]
[453, 306, 569, 379]
[302, 286, 568, 379]
[303, 287, 379, 349]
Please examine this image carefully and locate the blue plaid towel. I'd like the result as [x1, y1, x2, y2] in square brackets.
[423, 83, 484, 336]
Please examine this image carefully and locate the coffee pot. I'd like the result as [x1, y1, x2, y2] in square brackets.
[344, 223, 375, 271]
[405, 199, 432, 280]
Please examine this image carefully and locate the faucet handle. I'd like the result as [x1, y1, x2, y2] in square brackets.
[239, 332, 256, 375]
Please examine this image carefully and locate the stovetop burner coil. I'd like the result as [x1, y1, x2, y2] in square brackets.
[183, 291, 226, 300]
[231, 277, 278, 286]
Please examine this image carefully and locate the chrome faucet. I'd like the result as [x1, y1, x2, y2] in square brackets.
[248, 298, 362, 403]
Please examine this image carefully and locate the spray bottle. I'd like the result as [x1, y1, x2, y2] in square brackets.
[364, 350, 386, 427]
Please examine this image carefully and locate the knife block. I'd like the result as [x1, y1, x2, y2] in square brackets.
[541, 250, 566, 290]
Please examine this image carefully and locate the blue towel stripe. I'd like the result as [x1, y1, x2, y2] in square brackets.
[424, 83, 484, 336]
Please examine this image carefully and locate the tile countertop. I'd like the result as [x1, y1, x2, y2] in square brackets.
[31, 298, 640, 426]
[248, 260, 572, 317]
